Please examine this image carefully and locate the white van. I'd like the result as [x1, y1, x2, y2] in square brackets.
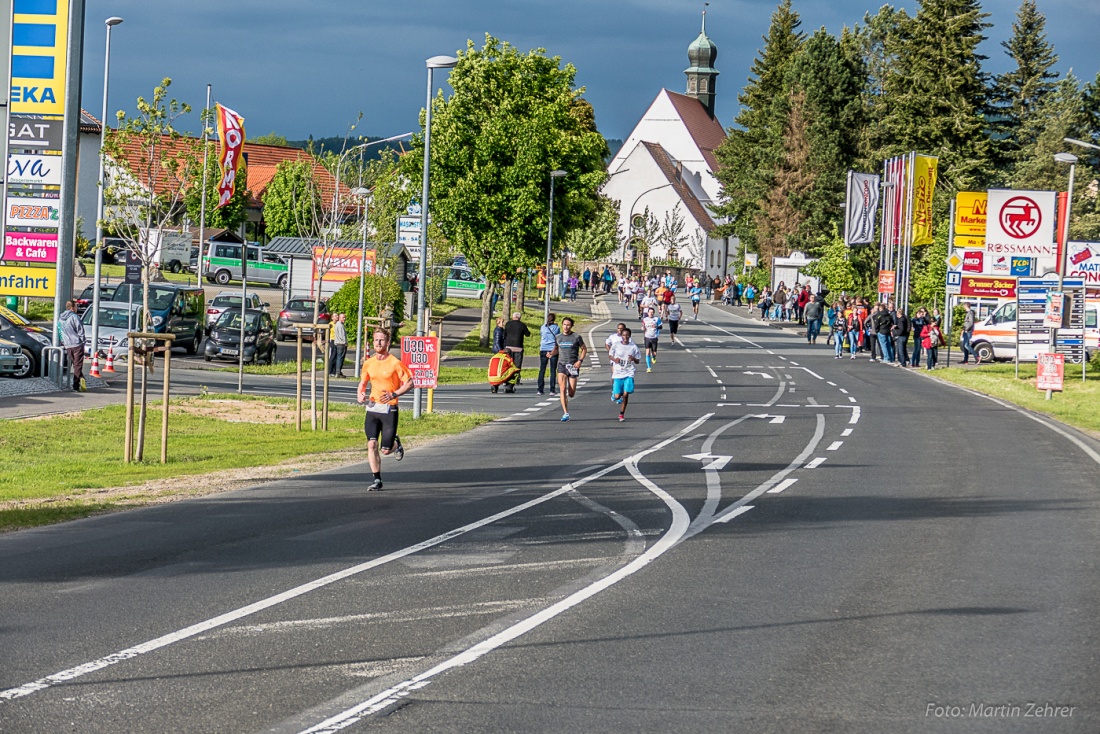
[971, 299, 1099, 363]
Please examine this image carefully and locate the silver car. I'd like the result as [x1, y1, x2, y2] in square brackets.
[0, 337, 28, 377]
[83, 303, 143, 358]
[205, 291, 267, 333]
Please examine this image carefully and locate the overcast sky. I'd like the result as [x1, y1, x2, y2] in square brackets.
[80, 0, 1099, 144]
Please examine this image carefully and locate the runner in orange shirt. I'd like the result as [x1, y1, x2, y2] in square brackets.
[357, 329, 414, 491]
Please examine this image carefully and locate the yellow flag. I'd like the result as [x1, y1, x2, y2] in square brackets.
[911, 154, 937, 245]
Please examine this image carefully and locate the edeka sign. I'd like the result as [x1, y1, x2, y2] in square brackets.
[3, 231, 58, 263]
[0, 265, 56, 297]
[10, 0, 71, 116]
[1066, 241, 1100, 285]
[960, 275, 1017, 298]
[7, 153, 62, 186]
[5, 194, 60, 228]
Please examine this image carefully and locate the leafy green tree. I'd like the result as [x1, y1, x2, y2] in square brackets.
[326, 274, 405, 345]
[407, 35, 608, 344]
[804, 225, 860, 295]
[564, 195, 621, 262]
[250, 132, 288, 146]
[712, 0, 804, 250]
[877, 0, 994, 190]
[262, 160, 320, 238]
[990, 0, 1059, 172]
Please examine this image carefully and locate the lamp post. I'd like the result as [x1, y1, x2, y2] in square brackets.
[90, 16, 124, 367]
[544, 170, 567, 325]
[414, 54, 458, 419]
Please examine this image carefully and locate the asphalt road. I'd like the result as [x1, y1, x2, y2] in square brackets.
[1, 301, 1098, 733]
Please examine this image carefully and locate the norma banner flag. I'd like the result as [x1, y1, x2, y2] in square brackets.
[910, 155, 938, 246]
[216, 104, 246, 208]
[844, 171, 880, 245]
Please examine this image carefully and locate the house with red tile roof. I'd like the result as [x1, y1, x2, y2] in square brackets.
[601, 14, 740, 277]
[76, 111, 351, 244]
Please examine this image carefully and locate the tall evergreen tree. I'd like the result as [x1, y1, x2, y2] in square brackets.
[990, 0, 1059, 172]
[784, 28, 865, 248]
[712, 0, 804, 250]
[754, 89, 816, 265]
[850, 5, 911, 166]
[877, 0, 994, 190]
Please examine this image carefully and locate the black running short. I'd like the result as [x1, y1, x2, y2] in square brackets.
[644, 337, 659, 352]
[669, 320, 679, 334]
[365, 406, 399, 450]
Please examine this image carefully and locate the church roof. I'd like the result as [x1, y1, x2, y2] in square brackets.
[664, 91, 726, 171]
[640, 141, 716, 233]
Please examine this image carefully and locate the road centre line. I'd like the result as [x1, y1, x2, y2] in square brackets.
[805, 457, 827, 469]
[842, 428, 853, 436]
[827, 441, 843, 451]
[848, 396, 857, 403]
[849, 406, 861, 424]
[1, 413, 713, 703]
[797, 366, 823, 380]
[706, 366, 717, 378]
[827, 381, 837, 386]
[714, 506, 755, 523]
[839, 388, 849, 394]
[298, 419, 706, 733]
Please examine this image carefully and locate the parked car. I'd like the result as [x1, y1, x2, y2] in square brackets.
[0, 305, 51, 378]
[204, 308, 277, 364]
[0, 337, 29, 377]
[205, 291, 267, 333]
[74, 283, 118, 315]
[276, 297, 330, 341]
[188, 246, 200, 274]
[111, 283, 205, 354]
[82, 303, 142, 358]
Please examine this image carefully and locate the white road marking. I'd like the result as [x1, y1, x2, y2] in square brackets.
[805, 457, 827, 469]
[524, 408, 541, 412]
[769, 415, 785, 424]
[572, 465, 604, 474]
[796, 366, 824, 380]
[717, 403, 742, 406]
[849, 406, 861, 424]
[841, 428, 853, 436]
[537, 402, 554, 407]
[298, 419, 705, 733]
[848, 396, 857, 403]
[789, 361, 799, 366]
[839, 388, 849, 394]
[806, 397, 819, 406]
[827, 381, 836, 386]
[765, 381, 786, 407]
[716, 379, 723, 385]
[826, 441, 843, 451]
[766, 478, 798, 494]
[743, 371, 774, 379]
[1, 416, 712, 704]
[714, 506, 755, 523]
[706, 366, 717, 378]
[778, 355, 788, 361]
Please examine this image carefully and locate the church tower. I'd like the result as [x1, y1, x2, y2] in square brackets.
[684, 10, 719, 118]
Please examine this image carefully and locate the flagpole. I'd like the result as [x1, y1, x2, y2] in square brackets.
[901, 152, 916, 311]
[198, 84, 211, 277]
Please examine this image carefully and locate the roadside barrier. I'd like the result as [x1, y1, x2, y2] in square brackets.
[105, 348, 116, 373]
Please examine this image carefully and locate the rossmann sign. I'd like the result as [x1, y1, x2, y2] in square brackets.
[985, 190, 1057, 261]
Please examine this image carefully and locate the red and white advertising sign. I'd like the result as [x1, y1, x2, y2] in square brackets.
[3, 231, 58, 263]
[985, 189, 1057, 260]
[877, 270, 895, 294]
[1035, 352, 1064, 392]
[960, 275, 1017, 299]
[962, 251, 984, 272]
[1066, 241, 1100, 286]
[312, 246, 377, 284]
[215, 104, 246, 208]
[400, 335, 440, 389]
[991, 254, 1010, 275]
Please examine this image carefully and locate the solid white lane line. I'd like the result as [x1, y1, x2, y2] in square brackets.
[841, 428, 853, 436]
[298, 420, 704, 733]
[826, 441, 843, 451]
[687, 414, 757, 536]
[766, 478, 798, 494]
[1, 415, 713, 704]
[805, 457, 827, 469]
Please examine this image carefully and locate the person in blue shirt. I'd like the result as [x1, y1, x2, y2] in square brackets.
[536, 312, 561, 396]
[689, 283, 703, 319]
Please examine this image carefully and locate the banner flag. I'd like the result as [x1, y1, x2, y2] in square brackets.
[911, 154, 938, 245]
[215, 104, 246, 208]
[844, 171, 880, 245]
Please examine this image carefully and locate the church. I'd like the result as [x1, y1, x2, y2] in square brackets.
[602, 14, 739, 278]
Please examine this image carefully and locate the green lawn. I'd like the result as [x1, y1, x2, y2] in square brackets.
[449, 305, 589, 357]
[0, 394, 494, 531]
[933, 361, 1100, 436]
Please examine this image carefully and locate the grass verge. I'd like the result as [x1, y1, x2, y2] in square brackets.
[0, 393, 494, 532]
[448, 305, 589, 357]
[932, 361, 1100, 437]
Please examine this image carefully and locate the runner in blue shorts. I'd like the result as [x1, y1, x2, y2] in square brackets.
[608, 326, 642, 422]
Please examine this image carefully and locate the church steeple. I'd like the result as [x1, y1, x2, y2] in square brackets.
[684, 8, 719, 118]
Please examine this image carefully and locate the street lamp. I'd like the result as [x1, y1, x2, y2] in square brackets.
[90, 16, 124, 368]
[414, 54, 458, 419]
[1054, 152, 1077, 288]
[624, 183, 673, 266]
[544, 170, 567, 324]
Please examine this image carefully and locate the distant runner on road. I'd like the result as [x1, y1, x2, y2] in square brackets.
[641, 307, 660, 372]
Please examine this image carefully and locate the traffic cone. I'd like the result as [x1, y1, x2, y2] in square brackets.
[90, 351, 101, 378]
[105, 347, 116, 373]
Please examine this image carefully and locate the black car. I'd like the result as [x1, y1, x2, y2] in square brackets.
[276, 297, 330, 341]
[74, 283, 118, 315]
[204, 308, 277, 364]
[0, 305, 52, 378]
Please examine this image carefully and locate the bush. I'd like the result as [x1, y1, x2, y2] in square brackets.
[326, 274, 405, 344]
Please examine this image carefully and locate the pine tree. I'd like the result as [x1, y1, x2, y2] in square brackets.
[990, 0, 1059, 172]
[784, 28, 865, 248]
[850, 6, 911, 167]
[754, 90, 816, 266]
[712, 0, 804, 250]
[877, 0, 994, 190]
